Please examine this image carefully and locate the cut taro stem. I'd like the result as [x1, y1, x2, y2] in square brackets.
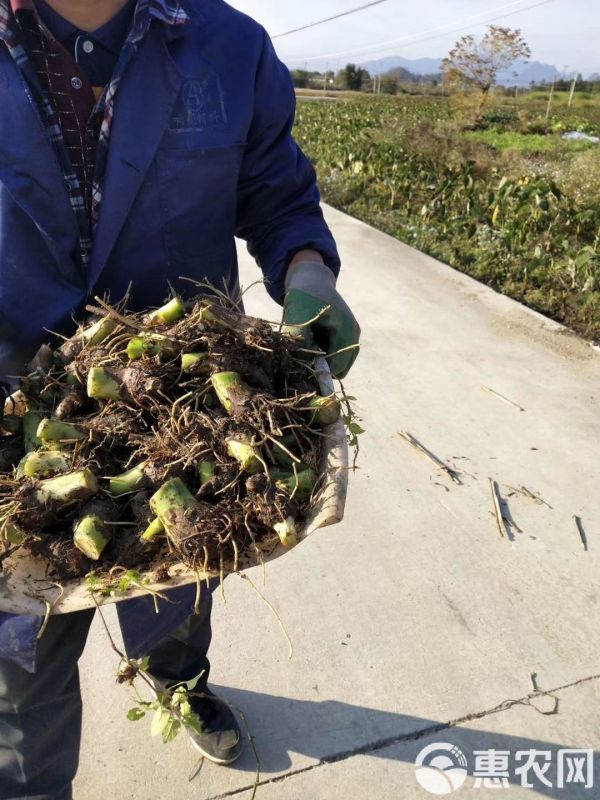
[126, 336, 162, 361]
[270, 467, 317, 500]
[226, 438, 263, 474]
[87, 367, 122, 401]
[149, 478, 198, 538]
[61, 317, 117, 360]
[19, 450, 69, 478]
[23, 412, 43, 452]
[35, 469, 99, 505]
[83, 316, 117, 346]
[210, 372, 253, 415]
[37, 418, 86, 443]
[197, 302, 231, 329]
[146, 296, 186, 326]
[303, 395, 341, 426]
[140, 517, 165, 542]
[109, 462, 148, 496]
[61, 317, 117, 361]
[273, 517, 298, 548]
[281, 323, 312, 349]
[198, 303, 219, 323]
[73, 515, 111, 560]
[198, 460, 216, 485]
[181, 352, 210, 374]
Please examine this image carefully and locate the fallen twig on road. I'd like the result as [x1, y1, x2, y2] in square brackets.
[574, 515, 589, 551]
[481, 386, 525, 412]
[398, 431, 462, 485]
[507, 485, 553, 509]
[489, 479, 510, 540]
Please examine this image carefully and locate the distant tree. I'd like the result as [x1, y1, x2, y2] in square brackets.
[380, 75, 398, 95]
[382, 66, 413, 83]
[290, 69, 311, 89]
[339, 63, 370, 92]
[442, 26, 531, 124]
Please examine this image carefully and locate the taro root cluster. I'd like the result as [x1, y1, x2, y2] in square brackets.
[0, 296, 340, 584]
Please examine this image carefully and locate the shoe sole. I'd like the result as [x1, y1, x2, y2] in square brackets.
[189, 734, 244, 765]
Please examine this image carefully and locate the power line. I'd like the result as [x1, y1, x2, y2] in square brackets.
[272, 0, 392, 40]
[285, 0, 533, 61]
[285, 0, 554, 62]
[284, 0, 556, 64]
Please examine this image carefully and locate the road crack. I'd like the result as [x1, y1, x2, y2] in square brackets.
[206, 672, 600, 799]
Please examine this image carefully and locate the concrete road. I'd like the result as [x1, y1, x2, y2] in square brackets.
[74, 206, 600, 799]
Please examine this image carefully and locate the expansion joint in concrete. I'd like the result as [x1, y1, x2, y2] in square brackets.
[207, 672, 600, 800]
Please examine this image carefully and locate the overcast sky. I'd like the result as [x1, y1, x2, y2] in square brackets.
[228, 0, 600, 75]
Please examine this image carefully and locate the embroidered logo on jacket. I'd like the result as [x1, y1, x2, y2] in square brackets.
[169, 74, 227, 132]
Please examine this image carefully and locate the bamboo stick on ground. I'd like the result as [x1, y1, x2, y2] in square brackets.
[398, 431, 462, 484]
[489, 479, 509, 540]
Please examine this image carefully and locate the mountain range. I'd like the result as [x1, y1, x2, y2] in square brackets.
[362, 56, 560, 86]
[289, 55, 590, 86]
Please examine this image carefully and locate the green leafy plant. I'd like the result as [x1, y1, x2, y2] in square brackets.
[294, 94, 600, 340]
[337, 383, 364, 469]
[123, 664, 205, 745]
[86, 570, 169, 614]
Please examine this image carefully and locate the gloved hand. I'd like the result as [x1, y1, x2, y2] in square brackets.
[283, 260, 360, 379]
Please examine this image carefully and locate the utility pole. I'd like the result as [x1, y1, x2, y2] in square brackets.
[568, 72, 578, 108]
[545, 72, 556, 120]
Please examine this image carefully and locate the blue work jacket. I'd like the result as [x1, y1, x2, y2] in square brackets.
[0, 0, 340, 670]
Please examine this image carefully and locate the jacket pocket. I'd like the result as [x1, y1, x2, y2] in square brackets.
[157, 143, 244, 264]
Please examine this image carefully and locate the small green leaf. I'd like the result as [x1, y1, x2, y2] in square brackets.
[137, 656, 150, 672]
[184, 671, 205, 692]
[348, 422, 365, 436]
[575, 251, 593, 269]
[162, 717, 181, 744]
[180, 700, 192, 717]
[171, 686, 187, 707]
[127, 708, 146, 721]
[150, 706, 171, 737]
[183, 712, 203, 736]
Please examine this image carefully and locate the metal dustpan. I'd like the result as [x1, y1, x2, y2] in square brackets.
[0, 358, 348, 616]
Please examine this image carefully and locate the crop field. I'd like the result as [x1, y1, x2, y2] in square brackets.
[294, 92, 600, 340]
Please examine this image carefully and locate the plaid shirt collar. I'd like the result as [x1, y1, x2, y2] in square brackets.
[0, 0, 189, 41]
[0, 0, 190, 271]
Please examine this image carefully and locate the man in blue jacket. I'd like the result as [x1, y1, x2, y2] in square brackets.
[0, 0, 359, 796]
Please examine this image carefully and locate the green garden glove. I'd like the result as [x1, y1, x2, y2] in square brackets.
[283, 261, 360, 379]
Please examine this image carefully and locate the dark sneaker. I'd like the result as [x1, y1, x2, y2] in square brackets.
[187, 689, 244, 765]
